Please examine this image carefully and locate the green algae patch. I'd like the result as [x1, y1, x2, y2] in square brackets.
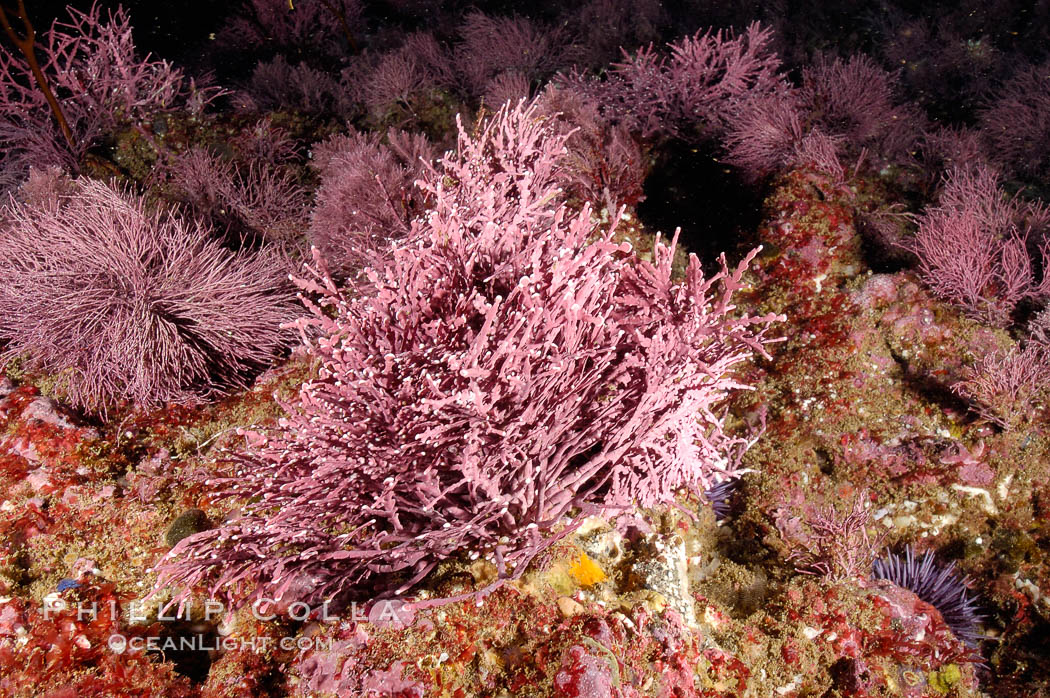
[928, 663, 962, 694]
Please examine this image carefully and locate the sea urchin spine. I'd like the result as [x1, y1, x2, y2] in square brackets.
[872, 547, 982, 647]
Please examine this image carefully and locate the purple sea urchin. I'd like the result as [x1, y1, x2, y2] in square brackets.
[703, 478, 739, 520]
[872, 547, 982, 647]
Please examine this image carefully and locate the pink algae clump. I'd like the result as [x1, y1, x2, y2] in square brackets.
[553, 645, 621, 698]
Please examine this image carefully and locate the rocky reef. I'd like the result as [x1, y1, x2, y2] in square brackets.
[2, 1, 1050, 696]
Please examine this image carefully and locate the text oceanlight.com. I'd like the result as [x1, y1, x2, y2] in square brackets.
[106, 634, 335, 653]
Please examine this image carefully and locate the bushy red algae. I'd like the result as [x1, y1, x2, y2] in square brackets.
[0, 577, 198, 697]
